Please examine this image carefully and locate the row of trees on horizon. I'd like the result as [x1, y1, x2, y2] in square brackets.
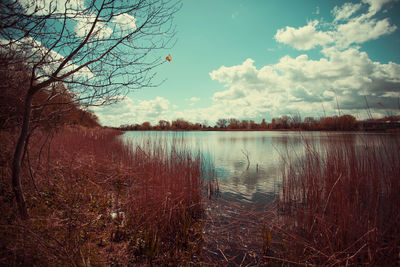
[116, 114, 400, 131]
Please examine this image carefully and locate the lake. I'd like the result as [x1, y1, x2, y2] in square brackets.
[121, 130, 394, 206]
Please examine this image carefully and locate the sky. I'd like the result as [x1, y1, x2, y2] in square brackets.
[90, 0, 400, 127]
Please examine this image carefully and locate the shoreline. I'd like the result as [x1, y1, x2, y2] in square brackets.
[115, 128, 399, 133]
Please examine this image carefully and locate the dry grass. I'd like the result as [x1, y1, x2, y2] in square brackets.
[0, 126, 208, 265]
[3, 127, 399, 266]
[270, 134, 400, 266]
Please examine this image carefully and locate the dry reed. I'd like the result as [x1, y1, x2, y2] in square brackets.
[270, 134, 400, 265]
[0, 126, 209, 265]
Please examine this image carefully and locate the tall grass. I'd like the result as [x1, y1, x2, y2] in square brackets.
[0, 126, 208, 265]
[271, 135, 400, 265]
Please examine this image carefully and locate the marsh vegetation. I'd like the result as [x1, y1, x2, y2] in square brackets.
[1, 122, 399, 265]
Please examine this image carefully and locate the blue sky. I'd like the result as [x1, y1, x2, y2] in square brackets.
[93, 0, 400, 127]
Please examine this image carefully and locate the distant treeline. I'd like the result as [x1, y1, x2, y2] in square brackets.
[116, 115, 400, 131]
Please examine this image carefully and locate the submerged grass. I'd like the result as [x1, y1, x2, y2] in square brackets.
[0, 126, 209, 265]
[269, 134, 400, 265]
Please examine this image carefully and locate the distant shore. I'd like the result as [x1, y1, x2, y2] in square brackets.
[116, 128, 400, 133]
[114, 115, 400, 132]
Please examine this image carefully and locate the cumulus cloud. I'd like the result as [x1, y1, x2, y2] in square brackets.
[0, 37, 93, 80]
[75, 14, 114, 40]
[113, 13, 137, 31]
[210, 58, 258, 85]
[75, 12, 138, 40]
[90, 0, 399, 125]
[18, 0, 137, 40]
[210, 58, 274, 101]
[18, 0, 85, 16]
[92, 96, 170, 126]
[275, 21, 333, 50]
[332, 3, 362, 21]
[335, 17, 396, 48]
[276, 0, 396, 51]
[362, 0, 393, 16]
[207, 47, 400, 121]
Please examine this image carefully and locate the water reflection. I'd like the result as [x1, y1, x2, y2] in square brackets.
[121, 131, 394, 205]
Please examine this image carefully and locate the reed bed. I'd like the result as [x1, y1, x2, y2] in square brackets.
[3, 127, 399, 265]
[0, 126, 208, 265]
[270, 134, 400, 265]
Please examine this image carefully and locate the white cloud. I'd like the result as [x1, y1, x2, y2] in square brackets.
[362, 0, 393, 16]
[113, 13, 137, 31]
[275, 20, 333, 50]
[205, 48, 400, 121]
[332, 3, 362, 21]
[210, 58, 278, 102]
[277, 1, 397, 51]
[75, 14, 113, 40]
[92, 42, 400, 126]
[335, 17, 396, 48]
[210, 58, 258, 85]
[189, 97, 200, 102]
[18, 0, 85, 16]
[18, 0, 137, 41]
[85, 0, 400, 125]
[93, 96, 170, 126]
[0, 37, 93, 80]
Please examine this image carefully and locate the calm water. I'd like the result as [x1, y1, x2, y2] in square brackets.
[121, 131, 394, 205]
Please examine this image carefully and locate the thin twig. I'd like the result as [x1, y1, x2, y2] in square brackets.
[218, 248, 228, 262]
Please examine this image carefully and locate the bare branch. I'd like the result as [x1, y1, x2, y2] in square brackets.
[1, 0, 181, 219]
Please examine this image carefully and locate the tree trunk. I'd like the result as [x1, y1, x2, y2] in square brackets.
[11, 91, 33, 220]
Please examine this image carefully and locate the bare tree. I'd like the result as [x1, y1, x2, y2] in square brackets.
[290, 114, 302, 129]
[216, 118, 227, 129]
[228, 118, 240, 129]
[0, 0, 180, 219]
